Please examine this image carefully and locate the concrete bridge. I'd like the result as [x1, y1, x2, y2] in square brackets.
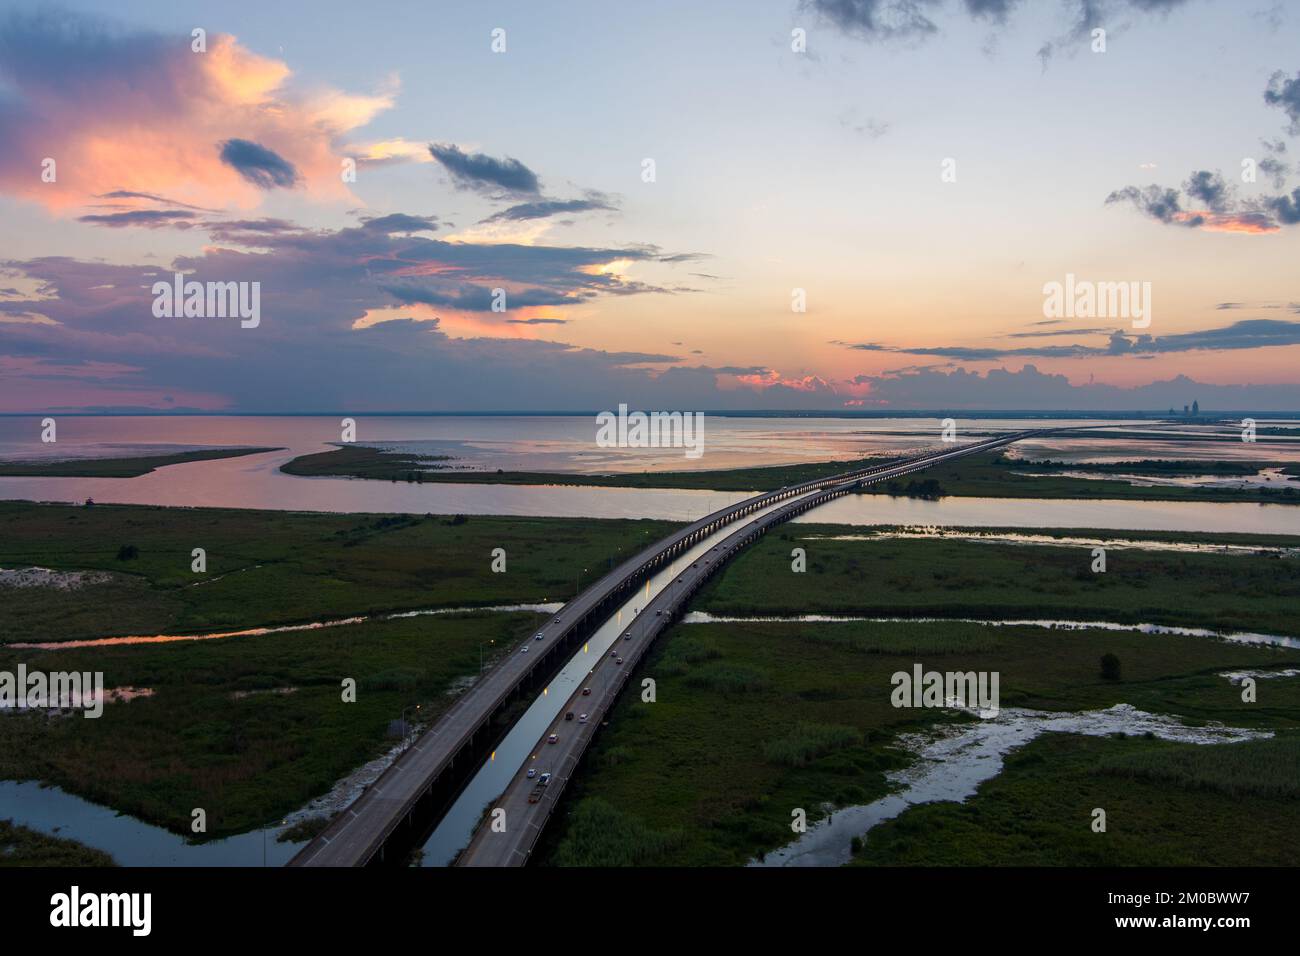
[454, 429, 1045, 866]
[291, 429, 1043, 867]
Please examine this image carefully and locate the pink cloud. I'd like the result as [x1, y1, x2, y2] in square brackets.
[0, 11, 393, 214]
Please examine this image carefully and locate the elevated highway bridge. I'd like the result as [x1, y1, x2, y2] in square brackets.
[291, 428, 1046, 867]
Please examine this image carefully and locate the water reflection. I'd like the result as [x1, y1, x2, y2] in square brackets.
[0, 780, 304, 867]
[754, 703, 1268, 867]
[795, 494, 1300, 535]
[803, 529, 1300, 556]
[8, 414, 1218, 474]
[8, 604, 560, 650]
[683, 613, 1300, 648]
[2, 416, 1298, 534]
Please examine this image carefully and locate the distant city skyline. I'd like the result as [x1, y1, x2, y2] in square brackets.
[2, 0, 1299, 412]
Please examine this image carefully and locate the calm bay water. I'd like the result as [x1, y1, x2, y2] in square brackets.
[0, 414, 999, 471]
[2, 415, 1299, 532]
[4, 415, 1299, 471]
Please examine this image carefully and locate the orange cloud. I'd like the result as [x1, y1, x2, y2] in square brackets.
[728, 369, 834, 393]
[0, 21, 393, 214]
[1174, 211, 1280, 234]
[352, 303, 571, 340]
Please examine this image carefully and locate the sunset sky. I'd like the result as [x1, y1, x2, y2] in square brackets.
[2, 0, 1299, 412]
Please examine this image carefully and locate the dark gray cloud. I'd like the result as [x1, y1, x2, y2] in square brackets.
[0, 8, 184, 105]
[202, 220, 676, 296]
[1108, 71, 1300, 231]
[1036, 0, 1194, 69]
[0, 222, 742, 413]
[1061, 0, 1194, 39]
[205, 218, 300, 235]
[1258, 137, 1291, 188]
[75, 208, 433, 237]
[851, 342, 1101, 360]
[963, 0, 1022, 22]
[1263, 187, 1300, 224]
[1061, 0, 1104, 39]
[97, 190, 214, 212]
[507, 317, 569, 325]
[1008, 327, 1110, 338]
[1107, 173, 1292, 233]
[3, 215, 689, 339]
[428, 142, 540, 195]
[1259, 156, 1291, 189]
[481, 193, 616, 223]
[5, 243, 1300, 411]
[846, 319, 1300, 361]
[1113, 0, 1192, 11]
[381, 282, 586, 311]
[1140, 319, 1300, 352]
[806, 0, 1195, 60]
[359, 213, 438, 234]
[1105, 184, 1201, 226]
[838, 110, 892, 138]
[76, 209, 198, 228]
[1215, 301, 1300, 311]
[1183, 169, 1231, 213]
[1264, 69, 1300, 135]
[1254, 3, 1285, 31]
[853, 364, 1300, 411]
[218, 139, 299, 189]
[799, 0, 940, 41]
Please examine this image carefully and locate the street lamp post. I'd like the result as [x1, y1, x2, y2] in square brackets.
[479, 639, 495, 674]
[401, 703, 421, 750]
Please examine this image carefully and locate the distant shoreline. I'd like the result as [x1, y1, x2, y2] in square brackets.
[279, 445, 1300, 504]
[0, 447, 283, 478]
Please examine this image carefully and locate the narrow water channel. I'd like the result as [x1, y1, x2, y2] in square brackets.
[681, 613, 1300, 648]
[752, 703, 1269, 868]
[0, 780, 306, 866]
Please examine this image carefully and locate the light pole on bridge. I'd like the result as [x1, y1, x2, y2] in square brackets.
[401, 703, 422, 750]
